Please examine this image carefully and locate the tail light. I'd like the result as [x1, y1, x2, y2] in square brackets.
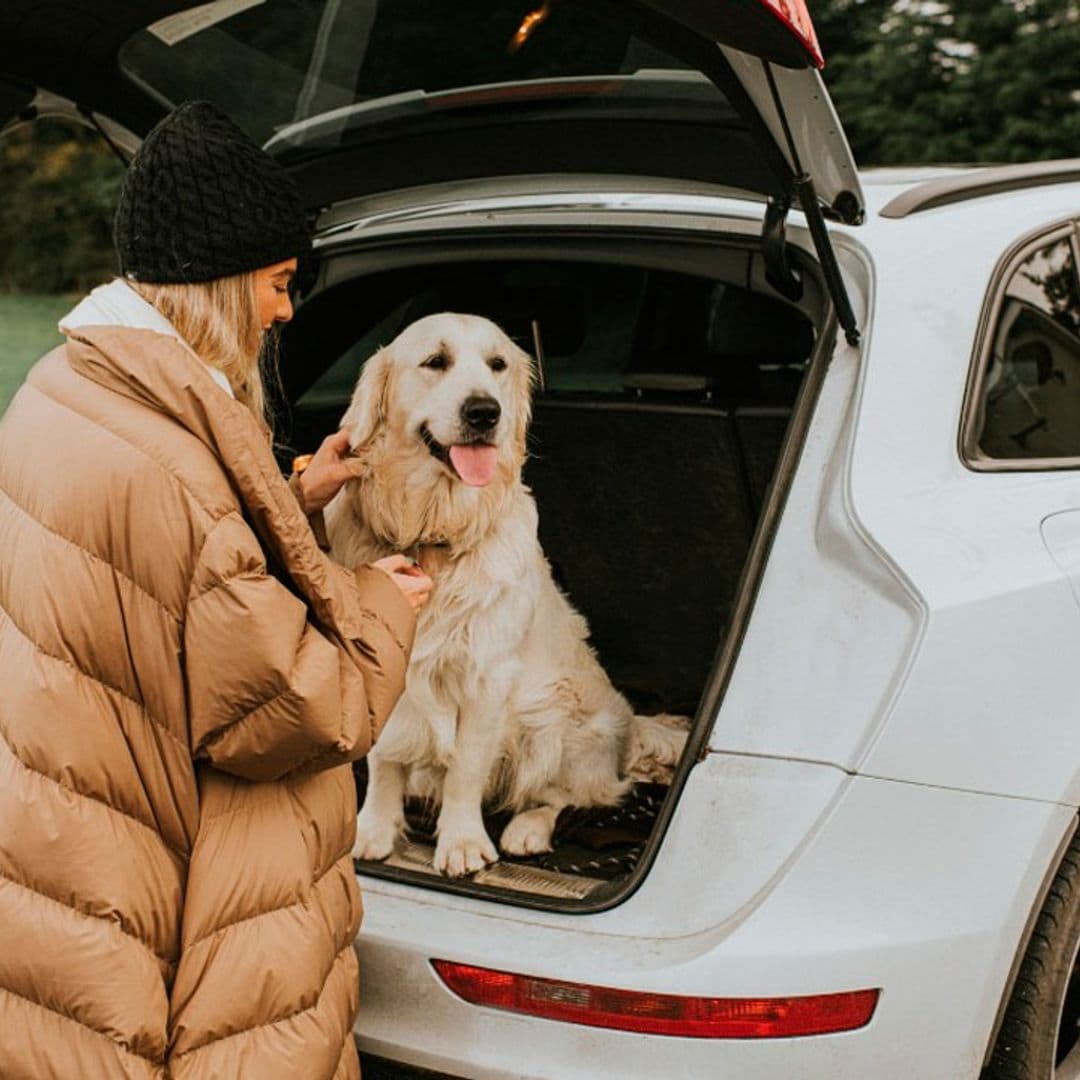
[432, 960, 878, 1038]
[758, 0, 825, 69]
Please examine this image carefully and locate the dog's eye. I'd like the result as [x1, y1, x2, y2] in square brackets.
[488, 356, 507, 373]
[422, 353, 449, 371]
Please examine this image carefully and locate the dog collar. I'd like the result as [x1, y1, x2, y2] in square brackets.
[406, 540, 451, 557]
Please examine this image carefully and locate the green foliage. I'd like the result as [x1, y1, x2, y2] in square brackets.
[0, 293, 71, 414]
[816, 0, 1080, 165]
[0, 121, 123, 294]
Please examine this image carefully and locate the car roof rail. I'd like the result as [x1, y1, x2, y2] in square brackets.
[879, 159, 1080, 219]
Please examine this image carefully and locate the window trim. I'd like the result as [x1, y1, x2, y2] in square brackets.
[960, 216, 1080, 472]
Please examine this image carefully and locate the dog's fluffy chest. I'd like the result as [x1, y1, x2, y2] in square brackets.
[397, 525, 547, 769]
[409, 532, 541, 683]
[327, 478, 552, 760]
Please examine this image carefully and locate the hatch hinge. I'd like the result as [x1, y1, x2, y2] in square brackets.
[762, 198, 803, 303]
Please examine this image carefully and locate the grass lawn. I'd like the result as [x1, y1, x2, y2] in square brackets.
[0, 293, 75, 416]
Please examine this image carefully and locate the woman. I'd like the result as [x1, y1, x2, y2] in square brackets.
[0, 101, 430, 1078]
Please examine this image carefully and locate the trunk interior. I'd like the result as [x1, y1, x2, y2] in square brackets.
[277, 230, 827, 910]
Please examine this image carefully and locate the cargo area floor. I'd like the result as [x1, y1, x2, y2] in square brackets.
[354, 783, 669, 902]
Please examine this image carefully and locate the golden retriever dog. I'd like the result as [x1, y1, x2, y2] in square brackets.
[325, 313, 687, 877]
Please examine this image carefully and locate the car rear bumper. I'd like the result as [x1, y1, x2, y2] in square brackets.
[354, 768, 1072, 1079]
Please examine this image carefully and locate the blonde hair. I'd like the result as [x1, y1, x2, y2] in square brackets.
[129, 273, 279, 428]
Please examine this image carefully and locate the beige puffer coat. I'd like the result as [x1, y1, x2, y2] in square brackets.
[0, 323, 416, 1078]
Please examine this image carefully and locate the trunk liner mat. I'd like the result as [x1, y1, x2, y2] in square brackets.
[399, 782, 670, 881]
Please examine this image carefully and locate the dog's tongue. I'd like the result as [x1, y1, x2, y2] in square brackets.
[449, 444, 497, 486]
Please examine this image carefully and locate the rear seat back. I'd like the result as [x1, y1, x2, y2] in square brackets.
[524, 285, 812, 710]
[524, 400, 756, 712]
[734, 405, 792, 513]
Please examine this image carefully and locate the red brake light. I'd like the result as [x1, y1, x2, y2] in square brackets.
[757, 0, 824, 69]
[432, 961, 878, 1038]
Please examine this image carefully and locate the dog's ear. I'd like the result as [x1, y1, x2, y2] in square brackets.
[340, 345, 393, 449]
[510, 339, 536, 457]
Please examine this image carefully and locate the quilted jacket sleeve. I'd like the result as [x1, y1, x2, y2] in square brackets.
[287, 469, 331, 551]
[183, 511, 415, 782]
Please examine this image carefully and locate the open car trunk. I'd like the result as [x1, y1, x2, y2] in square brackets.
[277, 224, 832, 910]
[0, 0, 858, 916]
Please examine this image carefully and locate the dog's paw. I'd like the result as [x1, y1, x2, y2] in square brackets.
[500, 808, 557, 856]
[434, 830, 498, 877]
[625, 713, 692, 784]
[352, 812, 400, 862]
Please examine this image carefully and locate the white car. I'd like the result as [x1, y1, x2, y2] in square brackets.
[6, 2, 1080, 1077]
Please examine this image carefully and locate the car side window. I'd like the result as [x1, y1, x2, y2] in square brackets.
[968, 225, 1080, 463]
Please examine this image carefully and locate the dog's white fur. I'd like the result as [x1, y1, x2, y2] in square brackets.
[326, 313, 686, 877]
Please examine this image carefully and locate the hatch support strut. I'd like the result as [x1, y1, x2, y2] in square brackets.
[762, 197, 803, 302]
[760, 63, 861, 347]
[793, 174, 860, 347]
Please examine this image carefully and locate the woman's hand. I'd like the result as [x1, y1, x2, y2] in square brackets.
[372, 555, 434, 611]
[296, 430, 366, 514]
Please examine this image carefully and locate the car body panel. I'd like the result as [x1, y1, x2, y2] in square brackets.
[846, 185, 1080, 805]
[313, 177, 775, 247]
[354, 754, 850, 943]
[706, 180, 1080, 809]
[705, 226, 926, 774]
[355, 776, 1073, 1078]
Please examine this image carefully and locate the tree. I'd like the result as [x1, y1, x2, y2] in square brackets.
[816, 0, 1080, 165]
[0, 121, 123, 294]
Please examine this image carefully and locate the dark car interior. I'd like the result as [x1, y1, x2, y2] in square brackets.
[276, 254, 817, 898]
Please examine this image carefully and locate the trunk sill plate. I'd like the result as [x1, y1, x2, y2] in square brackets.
[362, 840, 607, 901]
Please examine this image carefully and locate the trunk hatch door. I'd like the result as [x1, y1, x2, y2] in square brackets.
[0, 0, 863, 223]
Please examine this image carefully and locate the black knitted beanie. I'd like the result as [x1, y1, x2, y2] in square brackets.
[114, 101, 311, 284]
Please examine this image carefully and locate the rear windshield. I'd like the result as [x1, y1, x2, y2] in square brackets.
[119, 0, 728, 156]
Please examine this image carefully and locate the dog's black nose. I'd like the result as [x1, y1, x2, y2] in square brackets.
[462, 395, 500, 432]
